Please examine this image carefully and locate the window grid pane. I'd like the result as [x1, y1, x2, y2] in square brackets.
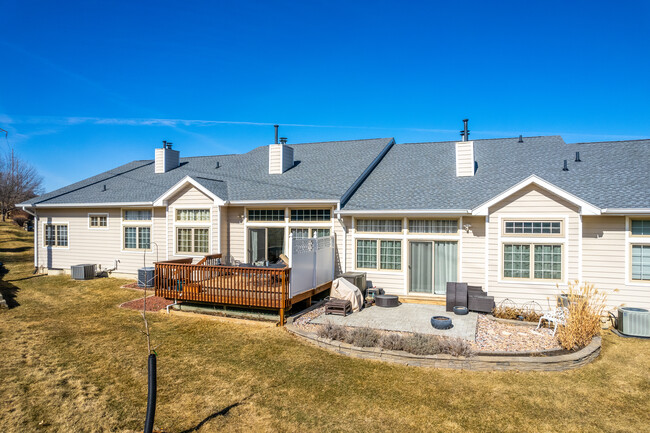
[356, 240, 377, 269]
[356, 219, 402, 233]
[248, 209, 285, 221]
[632, 245, 650, 280]
[314, 228, 331, 238]
[45, 225, 55, 246]
[503, 244, 530, 278]
[56, 225, 68, 247]
[176, 209, 210, 222]
[177, 228, 192, 252]
[504, 221, 561, 235]
[124, 210, 152, 221]
[124, 227, 137, 249]
[631, 220, 650, 236]
[533, 244, 562, 279]
[408, 219, 458, 233]
[138, 227, 151, 250]
[380, 240, 402, 270]
[193, 229, 209, 253]
[290, 209, 331, 221]
[291, 228, 309, 239]
[90, 215, 107, 227]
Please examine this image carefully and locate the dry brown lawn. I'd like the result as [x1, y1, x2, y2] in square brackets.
[1, 221, 649, 432]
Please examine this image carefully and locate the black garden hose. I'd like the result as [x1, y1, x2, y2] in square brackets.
[144, 354, 157, 433]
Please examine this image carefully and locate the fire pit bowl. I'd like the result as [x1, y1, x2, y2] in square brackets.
[431, 316, 453, 330]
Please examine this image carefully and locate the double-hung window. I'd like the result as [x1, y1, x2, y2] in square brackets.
[630, 219, 650, 281]
[175, 209, 211, 255]
[503, 244, 562, 280]
[123, 209, 152, 250]
[44, 224, 68, 247]
[356, 239, 402, 271]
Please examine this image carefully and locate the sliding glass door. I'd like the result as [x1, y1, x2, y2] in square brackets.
[248, 228, 285, 263]
[408, 241, 457, 295]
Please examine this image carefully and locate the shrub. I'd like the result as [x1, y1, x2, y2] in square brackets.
[345, 327, 380, 347]
[378, 332, 405, 351]
[402, 333, 441, 355]
[556, 281, 610, 350]
[317, 323, 349, 341]
[439, 337, 473, 357]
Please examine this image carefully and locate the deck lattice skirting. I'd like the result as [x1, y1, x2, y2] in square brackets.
[286, 325, 602, 371]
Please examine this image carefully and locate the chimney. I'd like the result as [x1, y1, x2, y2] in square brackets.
[455, 119, 475, 177]
[460, 119, 470, 142]
[268, 126, 294, 174]
[155, 140, 180, 173]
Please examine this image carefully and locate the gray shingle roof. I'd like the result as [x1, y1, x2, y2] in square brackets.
[342, 136, 650, 211]
[22, 138, 395, 206]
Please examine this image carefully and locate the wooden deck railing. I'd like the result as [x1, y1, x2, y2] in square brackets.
[154, 262, 291, 310]
[196, 253, 222, 266]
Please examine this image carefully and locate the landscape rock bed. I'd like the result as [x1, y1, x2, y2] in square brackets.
[295, 306, 561, 353]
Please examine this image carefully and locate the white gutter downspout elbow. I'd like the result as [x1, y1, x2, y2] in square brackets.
[22, 206, 38, 270]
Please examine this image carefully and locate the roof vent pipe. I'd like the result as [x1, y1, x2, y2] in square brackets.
[274, 125, 279, 144]
[562, 160, 569, 171]
[518, 135, 524, 143]
[460, 119, 470, 142]
[575, 151, 581, 162]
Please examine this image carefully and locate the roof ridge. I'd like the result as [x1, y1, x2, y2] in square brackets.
[569, 138, 650, 145]
[399, 135, 564, 145]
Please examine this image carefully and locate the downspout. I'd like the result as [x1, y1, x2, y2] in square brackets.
[22, 206, 38, 272]
[336, 202, 347, 273]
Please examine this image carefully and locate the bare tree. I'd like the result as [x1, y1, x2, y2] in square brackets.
[0, 149, 44, 221]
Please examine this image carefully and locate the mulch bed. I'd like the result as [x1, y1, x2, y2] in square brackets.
[119, 296, 171, 312]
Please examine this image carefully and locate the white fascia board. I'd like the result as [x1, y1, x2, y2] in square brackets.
[472, 175, 601, 216]
[25, 202, 154, 208]
[227, 199, 339, 205]
[336, 209, 472, 216]
[601, 208, 650, 215]
[153, 176, 225, 206]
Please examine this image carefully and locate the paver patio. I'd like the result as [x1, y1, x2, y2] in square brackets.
[310, 303, 478, 341]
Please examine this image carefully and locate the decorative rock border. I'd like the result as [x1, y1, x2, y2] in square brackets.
[286, 324, 601, 371]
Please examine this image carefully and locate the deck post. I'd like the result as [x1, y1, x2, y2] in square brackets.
[279, 269, 286, 326]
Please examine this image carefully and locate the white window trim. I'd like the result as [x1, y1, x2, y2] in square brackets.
[88, 212, 109, 230]
[354, 238, 403, 272]
[243, 206, 336, 263]
[497, 215, 569, 285]
[120, 207, 154, 253]
[171, 206, 213, 257]
[625, 217, 650, 286]
[42, 221, 70, 249]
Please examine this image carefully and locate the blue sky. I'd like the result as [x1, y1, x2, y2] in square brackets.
[1, 0, 649, 192]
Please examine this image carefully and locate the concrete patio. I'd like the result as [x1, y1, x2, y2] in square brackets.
[310, 303, 478, 341]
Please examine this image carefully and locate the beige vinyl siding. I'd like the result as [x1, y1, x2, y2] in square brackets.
[582, 216, 650, 309]
[486, 184, 580, 307]
[268, 144, 282, 174]
[455, 141, 474, 176]
[362, 271, 405, 293]
[224, 206, 245, 264]
[166, 184, 217, 260]
[36, 207, 165, 275]
[461, 216, 485, 287]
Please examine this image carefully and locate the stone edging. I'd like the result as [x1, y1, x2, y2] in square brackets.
[286, 324, 601, 371]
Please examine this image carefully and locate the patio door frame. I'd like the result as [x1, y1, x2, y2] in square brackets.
[247, 227, 285, 263]
[407, 239, 459, 296]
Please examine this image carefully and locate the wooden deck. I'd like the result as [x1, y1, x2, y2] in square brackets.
[154, 256, 331, 324]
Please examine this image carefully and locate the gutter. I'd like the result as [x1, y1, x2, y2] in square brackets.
[17, 201, 154, 208]
[336, 209, 472, 216]
[601, 208, 650, 215]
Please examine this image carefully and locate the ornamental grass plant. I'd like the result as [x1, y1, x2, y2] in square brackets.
[556, 281, 611, 350]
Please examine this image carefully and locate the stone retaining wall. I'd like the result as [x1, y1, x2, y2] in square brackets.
[286, 325, 601, 372]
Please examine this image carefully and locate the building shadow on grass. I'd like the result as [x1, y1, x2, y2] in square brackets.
[0, 262, 21, 309]
[178, 394, 253, 433]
